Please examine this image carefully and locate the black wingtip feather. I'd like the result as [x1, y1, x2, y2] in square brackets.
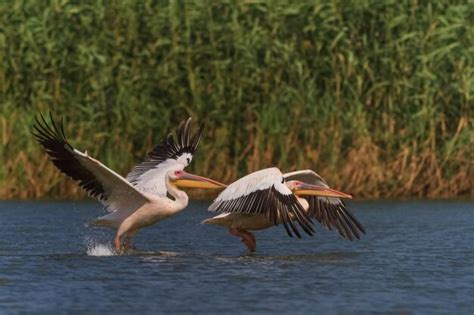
[304, 196, 366, 241]
[211, 185, 315, 239]
[32, 113, 108, 201]
[126, 117, 204, 184]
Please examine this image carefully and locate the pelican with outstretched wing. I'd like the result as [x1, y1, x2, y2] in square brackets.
[33, 114, 226, 252]
[204, 168, 365, 252]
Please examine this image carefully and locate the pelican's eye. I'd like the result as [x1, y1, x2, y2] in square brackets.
[174, 171, 183, 177]
[186, 157, 190, 164]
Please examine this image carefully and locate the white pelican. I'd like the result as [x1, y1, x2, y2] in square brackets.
[33, 114, 226, 252]
[204, 168, 365, 252]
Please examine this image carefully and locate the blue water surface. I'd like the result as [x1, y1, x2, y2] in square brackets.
[0, 200, 473, 314]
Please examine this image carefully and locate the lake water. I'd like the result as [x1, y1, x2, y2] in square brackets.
[0, 200, 473, 314]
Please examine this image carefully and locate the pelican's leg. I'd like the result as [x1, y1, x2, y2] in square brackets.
[229, 228, 257, 252]
[244, 230, 257, 252]
[123, 236, 131, 251]
[114, 234, 122, 252]
[115, 220, 134, 253]
[247, 232, 256, 252]
[123, 230, 137, 251]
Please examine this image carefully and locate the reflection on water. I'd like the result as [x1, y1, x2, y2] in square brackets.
[0, 200, 473, 314]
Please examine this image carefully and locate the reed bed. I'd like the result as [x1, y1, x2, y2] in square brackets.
[0, 0, 472, 199]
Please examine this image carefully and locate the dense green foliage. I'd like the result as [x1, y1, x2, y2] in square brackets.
[1, 0, 472, 199]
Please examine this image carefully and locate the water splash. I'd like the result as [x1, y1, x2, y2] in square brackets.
[86, 242, 116, 256]
[84, 235, 116, 256]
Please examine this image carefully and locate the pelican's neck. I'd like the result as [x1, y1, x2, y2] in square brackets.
[165, 176, 189, 211]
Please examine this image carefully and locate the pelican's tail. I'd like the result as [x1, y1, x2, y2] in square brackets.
[201, 213, 229, 226]
[201, 217, 216, 225]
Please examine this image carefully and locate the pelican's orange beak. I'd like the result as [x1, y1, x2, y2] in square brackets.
[173, 171, 227, 189]
[294, 183, 352, 199]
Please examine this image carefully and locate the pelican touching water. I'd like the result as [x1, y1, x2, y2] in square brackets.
[204, 168, 365, 252]
[33, 114, 226, 252]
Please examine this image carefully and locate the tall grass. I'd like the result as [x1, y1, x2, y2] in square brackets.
[0, 0, 472, 199]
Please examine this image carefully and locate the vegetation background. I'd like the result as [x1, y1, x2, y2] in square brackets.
[0, 0, 472, 200]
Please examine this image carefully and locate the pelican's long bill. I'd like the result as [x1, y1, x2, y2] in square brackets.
[294, 182, 352, 199]
[173, 172, 227, 189]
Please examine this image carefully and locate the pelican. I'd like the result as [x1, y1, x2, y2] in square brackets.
[203, 167, 365, 252]
[33, 114, 226, 252]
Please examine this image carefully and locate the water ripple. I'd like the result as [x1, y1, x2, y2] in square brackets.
[0, 200, 473, 314]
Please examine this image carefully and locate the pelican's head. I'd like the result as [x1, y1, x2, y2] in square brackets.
[168, 169, 227, 189]
[287, 180, 352, 199]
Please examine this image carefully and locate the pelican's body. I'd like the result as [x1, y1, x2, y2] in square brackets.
[205, 192, 311, 230]
[33, 115, 225, 252]
[204, 212, 275, 231]
[92, 181, 187, 232]
[204, 168, 365, 252]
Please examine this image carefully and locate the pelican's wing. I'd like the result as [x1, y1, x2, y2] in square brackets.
[209, 168, 314, 238]
[125, 118, 204, 196]
[33, 114, 150, 215]
[284, 170, 366, 240]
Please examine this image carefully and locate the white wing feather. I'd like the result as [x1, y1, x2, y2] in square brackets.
[130, 158, 187, 196]
[72, 149, 150, 214]
[214, 167, 291, 203]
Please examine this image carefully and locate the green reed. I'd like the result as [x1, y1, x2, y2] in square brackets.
[0, 0, 472, 199]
